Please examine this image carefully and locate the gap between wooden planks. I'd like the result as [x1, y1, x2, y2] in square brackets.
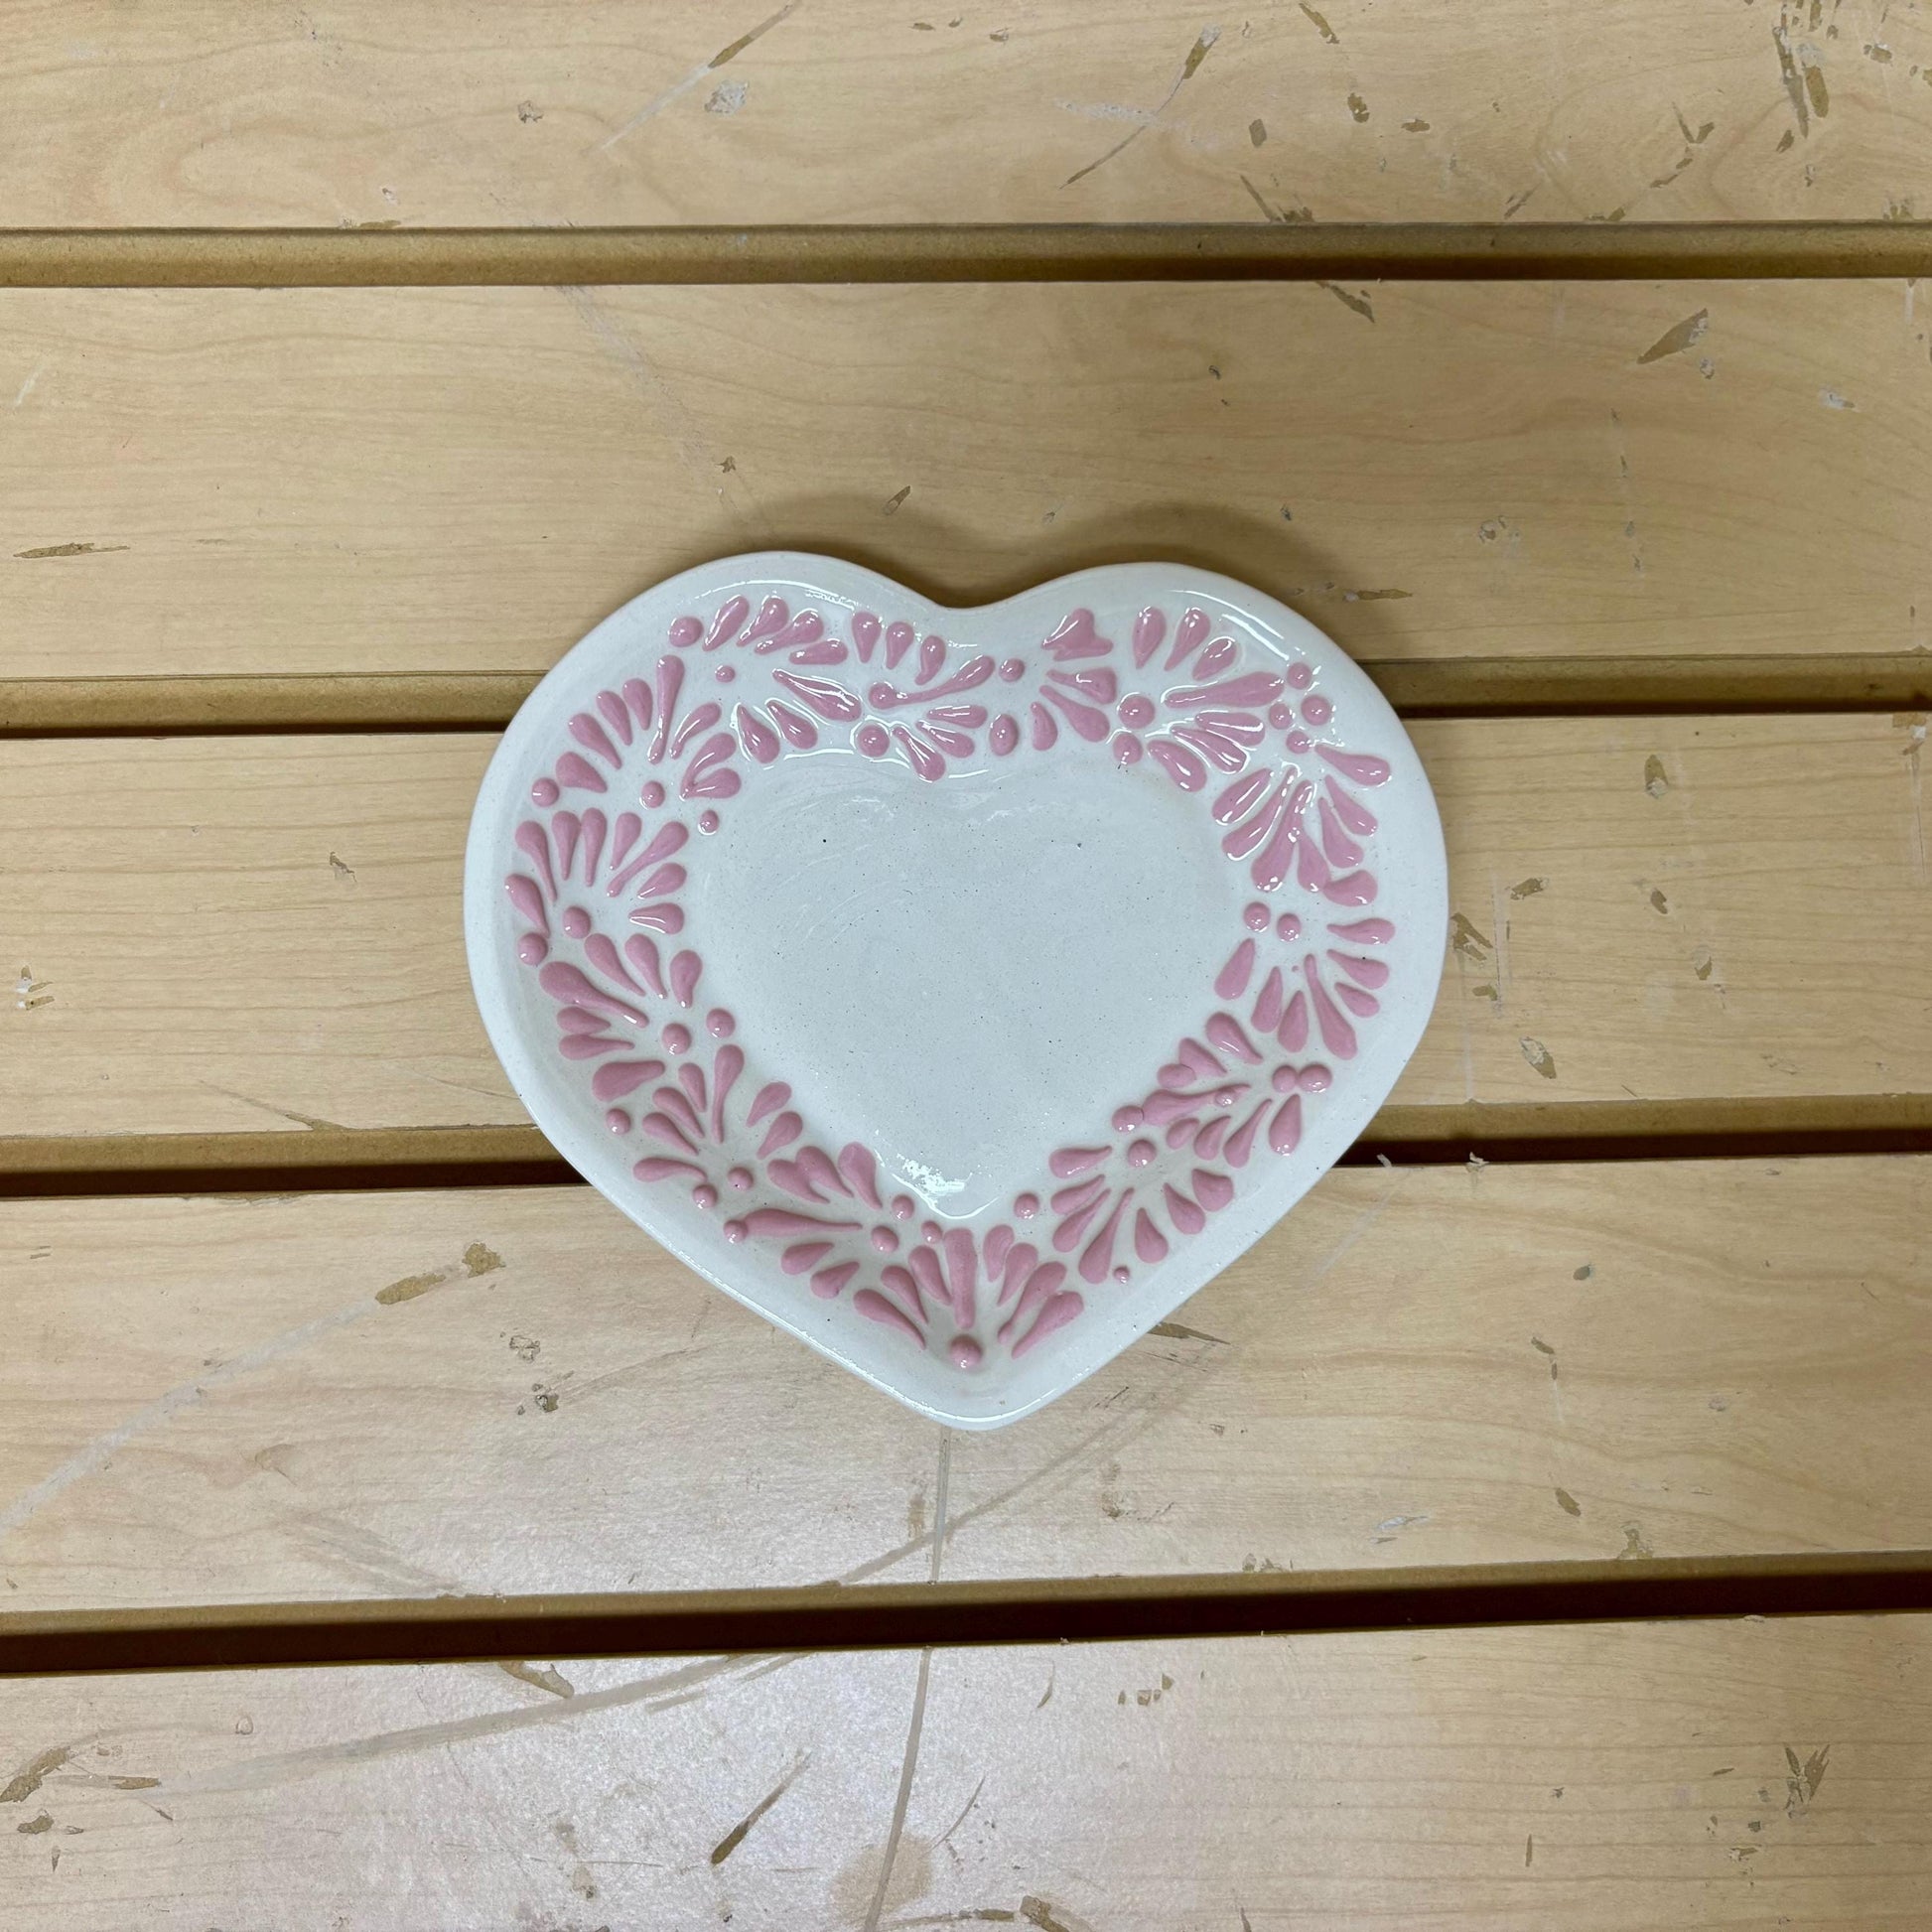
[3, 1099, 1931, 1192]
[3, 656, 1929, 736]
[1, 222, 1931, 286]
[3, 1556, 1930, 1677]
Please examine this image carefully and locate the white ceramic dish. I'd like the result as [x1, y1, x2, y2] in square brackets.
[466, 554, 1446, 1428]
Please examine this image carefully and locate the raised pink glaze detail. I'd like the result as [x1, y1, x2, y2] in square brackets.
[510, 589, 1403, 1374]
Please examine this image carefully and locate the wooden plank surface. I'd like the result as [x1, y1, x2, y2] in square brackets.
[2, 1158, 1925, 1610]
[0, 1618, 1925, 1928]
[7, 1, 1931, 228]
[4, 716, 1926, 1147]
[1, 281, 1928, 684]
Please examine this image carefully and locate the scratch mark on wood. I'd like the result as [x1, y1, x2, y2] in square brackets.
[1637, 309, 1710, 364]
[1784, 1742, 1831, 1816]
[0, 1741, 83, 1806]
[712, 1750, 811, 1863]
[151, 1651, 794, 1798]
[495, 1661, 575, 1699]
[560, 286, 768, 541]
[1238, 174, 1311, 222]
[600, 2, 799, 150]
[14, 542, 127, 559]
[863, 1432, 953, 1931]
[1773, 17, 1811, 135]
[1899, 715, 1928, 884]
[1063, 25, 1218, 186]
[200, 1082, 345, 1132]
[1316, 281, 1374, 322]
[1300, 3, 1339, 43]
[1021, 1897, 1099, 1932]
[0, 1244, 497, 1542]
[932, 1771, 988, 1858]
[1149, 1320, 1227, 1343]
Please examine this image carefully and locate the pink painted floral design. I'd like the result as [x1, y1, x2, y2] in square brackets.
[505, 597, 1399, 1373]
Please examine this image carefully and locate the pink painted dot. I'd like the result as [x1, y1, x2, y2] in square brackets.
[1244, 901, 1270, 931]
[728, 1167, 754, 1191]
[1214, 1087, 1239, 1108]
[1299, 1063, 1333, 1093]
[1014, 1192, 1039, 1219]
[669, 616, 703, 648]
[641, 780, 666, 808]
[1111, 1104, 1144, 1133]
[871, 1225, 899, 1253]
[1268, 703, 1294, 728]
[1287, 662, 1314, 690]
[692, 1182, 718, 1209]
[920, 1221, 941, 1246]
[662, 1023, 692, 1055]
[530, 776, 560, 807]
[887, 621, 915, 657]
[723, 1219, 748, 1243]
[1127, 1139, 1158, 1167]
[1112, 732, 1143, 766]
[1276, 913, 1303, 941]
[706, 1008, 736, 1038]
[1119, 694, 1156, 728]
[715, 664, 737, 684]
[948, 1335, 984, 1370]
[698, 810, 720, 834]
[856, 722, 891, 757]
[892, 1195, 915, 1221]
[1302, 694, 1333, 726]
[1286, 729, 1312, 754]
[605, 1107, 631, 1133]
[515, 933, 548, 964]
[1272, 1065, 1299, 1093]
[1113, 1266, 1131, 1285]
[998, 657, 1027, 683]
[561, 905, 591, 938]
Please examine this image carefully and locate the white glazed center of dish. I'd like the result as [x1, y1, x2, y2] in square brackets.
[695, 748, 1231, 1216]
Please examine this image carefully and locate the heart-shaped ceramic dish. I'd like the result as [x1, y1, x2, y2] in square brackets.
[466, 554, 1446, 1427]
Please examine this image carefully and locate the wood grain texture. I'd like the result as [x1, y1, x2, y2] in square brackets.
[6, 1, 1931, 227]
[1, 281, 1927, 682]
[0, 1619, 1926, 1928]
[1, 1160, 1925, 1611]
[3, 716, 1926, 1144]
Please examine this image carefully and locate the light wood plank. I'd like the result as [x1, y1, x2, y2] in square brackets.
[0, 1619, 1926, 1928]
[7, 1, 1932, 227]
[1, 281, 1927, 681]
[2, 716, 1925, 1144]
[1, 1159, 1925, 1610]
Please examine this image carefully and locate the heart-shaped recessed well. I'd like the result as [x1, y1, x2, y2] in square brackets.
[466, 554, 1447, 1427]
